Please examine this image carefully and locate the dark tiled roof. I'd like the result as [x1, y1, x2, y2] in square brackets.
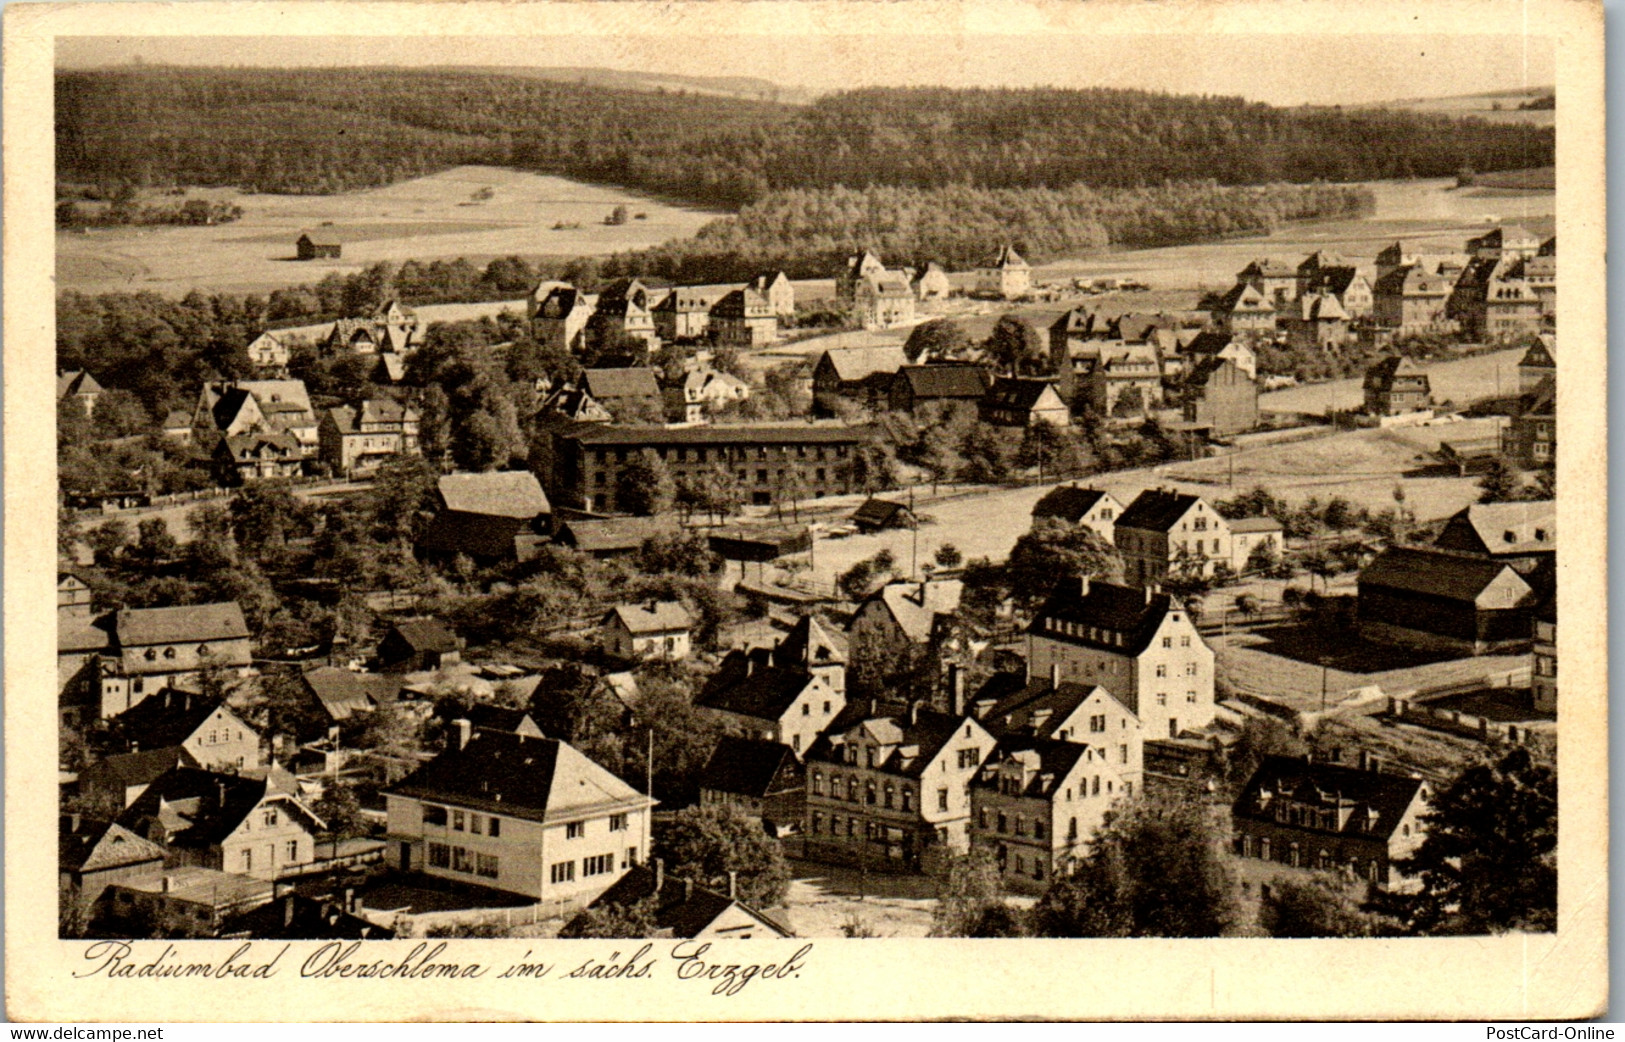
[976, 678, 1127, 739]
[696, 659, 815, 723]
[608, 600, 692, 635]
[386, 618, 459, 654]
[109, 689, 246, 751]
[1028, 579, 1177, 658]
[590, 865, 792, 937]
[384, 731, 644, 823]
[556, 516, 673, 554]
[302, 667, 403, 720]
[851, 497, 912, 528]
[1031, 486, 1110, 522]
[804, 702, 972, 779]
[84, 746, 199, 789]
[115, 602, 249, 647]
[1363, 354, 1426, 390]
[970, 737, 1090, 798]
[1358, 546, 1530, 604]
[461, 705, 541, 735]
[1183, 331, 1236, 358]
[984, 377, 1057, 411]
[118, 768, 315, 849]
[1117, 488, 1202, 533]
[60, 815, 167, 874]
[698, 735, 803, 799]
[1232, 755, 1426, 843]
[775, 615, 847, 667]
[895, 364, 992, 399]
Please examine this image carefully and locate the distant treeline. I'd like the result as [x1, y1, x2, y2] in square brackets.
[595, 181, 1377, 283]
[57, 68, 1554, 208]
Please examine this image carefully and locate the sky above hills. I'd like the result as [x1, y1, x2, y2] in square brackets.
[57, 32, 1554, 108]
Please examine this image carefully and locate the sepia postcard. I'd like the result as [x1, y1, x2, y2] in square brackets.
[4, 0, 1607, 1022]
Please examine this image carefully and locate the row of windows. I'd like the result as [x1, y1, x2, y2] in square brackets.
[423, 805, 502, 837]
[1152, 692, 1200, 706]
[429, 842, 501, 879]
[1153, 663, 1202, 677]
[1236, 835, 1383, 882]
[810, 812, 911, 846]
[238, 841, 300, 872]
[980, 808, 1048, 839]
[204, 728, 246, 745]
[1160, 635, 1195, 649]
[813, 772, 915, 811]
[592, 444, 850, 465]
[998, 848, 1047, 882]
[142, 644, 215, 661]
[1041, 617, 1126, 646]
[550, 847, 639, 885]
[594, 467, 830, 488]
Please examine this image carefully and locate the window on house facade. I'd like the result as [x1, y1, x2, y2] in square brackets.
[477, 854, 499, 879]
[1156, 665, 1167, 678]
[938, 788, 949, 812]
[866, 782, 877, 805]
[489, 817, 500, 838]
[1181, 636, 1191, 647]
[813, 773, 825, 796]
[1162, 637, 1172, 648]
[609, 814, 628, 832]
[452, 810, 464, 831]
[263, 808, 279, 827]
[566, 822, 585, 839]
[957, 748, 978, 769]
[584, 854, 615, 877]
[453, 847, 473, 873]
[241, 850, 253, 872]
[901, 788, 914, 811]
[428, 843, 450, 869]
[423, 804, 447, 826]
[550, 861, 575, 884]
[470, 815, 482, 835]
[884, 784, 895, 809]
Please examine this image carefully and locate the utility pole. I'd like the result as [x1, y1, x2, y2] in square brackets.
[910, 483, 918, 578]
[1321, 663, 1329, 713]
[644, 725, 654, 868]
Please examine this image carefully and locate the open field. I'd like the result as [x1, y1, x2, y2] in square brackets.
[56, 165, 724, 298]
[1354, 88, 1556, 128]
[1257, 347, 1529, 414]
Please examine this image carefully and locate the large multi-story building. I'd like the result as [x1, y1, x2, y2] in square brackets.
[318, 398, 421, 477]
[803, 701, 996, 870]
[709, 288, 779, 347]
[1115, 489, 1234, 585]
[548, 422, 873, 512]
[384, 723, 653, 904]
[60, 602, 254, 721]
[1026, 577, 1216, 738]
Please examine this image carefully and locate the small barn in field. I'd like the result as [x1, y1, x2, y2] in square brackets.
[296, 232, 342, 261]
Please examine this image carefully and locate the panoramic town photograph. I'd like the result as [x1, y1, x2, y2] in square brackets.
[53, 30, 1560, 946]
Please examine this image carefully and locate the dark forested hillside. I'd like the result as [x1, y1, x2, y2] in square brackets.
[58, 68, 1553, 207]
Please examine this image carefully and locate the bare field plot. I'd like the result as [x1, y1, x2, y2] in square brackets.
[56, 165, 724, 297]
[1257, 347, 1530, 415]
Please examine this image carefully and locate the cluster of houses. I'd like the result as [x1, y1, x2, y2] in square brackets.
[1205, 227, 1556, 346]
[528, 273, 794, 357]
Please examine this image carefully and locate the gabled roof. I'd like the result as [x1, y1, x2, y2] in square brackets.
[1300, 292, 1349, 322]
[114, 602, 249, 647]
[1183, 331, 1238, 358]
[58, 369, 104, 398]
[582, 367, 662, 401]
[710, 287, 771, 318]
[805, 702, 979, 779]
[118, 768, 322, 849]
[302, 667, 403, 720]
[970, 737, 1091, 798]
[851, 497, 913, 528]
[385, 731, 645, 823]
[696, 660, 819, 723]
[219, 430, 302, 460]
[555, 516, 673, 554]
[108, 688, 250, 752]
[1028, 579, 1180, 658]
[1032, 485, 1113, 523]
[975, 677, 1129, 740]
[540, 385, 613, 422]
[865, 580, 964, 643]
[59, 612, 116, 654]
[1434, 501, 1555, 556]
[698, 735, 803, 800]
[1213, 282, 1275, 314]
[1050, 307, 1105, 338]
[1364, 355, 1427, 389]
[60, 815, 168, 874]
[1358, 546, 1532, 604]
[1232, 755, 1427, 842]
[460, 704, 543, 736]
[608, 600, 692, 635]
[1373, 264, 1452, 297]
[83, 745, 200, 789]
[984, 377, 1060, 411]
[385, 618, 459, 654]
[534, 285, 593, 318]
[373, 353, 407, 383]
[776, 615, 848, 668]
[1229, 516, 1284, 535]
[1310, 265, 1366, 297]
[894, 364, 992, 399]
[590, 864, 792, 938]
[1238, 257, 1298, 278]
[819, 346, 908, 383]
[436, 471, 549, 519]
[1117, 488, 1204, 533]
[984, 245, 1028, 269]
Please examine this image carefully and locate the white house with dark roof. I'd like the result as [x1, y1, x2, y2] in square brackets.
[975, 245, 1031, 300]
[968, 672, 1143, 783]
[245, 332, 291, 370]
[317, 399, 421, 476]
[854, 271, 917, 329]
[1027, 577, 1215, 738]
[60, 814, 169, 927]
[1115, 488, 1233, 586]
[1030, 485, 1122, 544]
[118, 766, 324, 881]
[848, 579, 963, 679]
[106, 687, 260, 773]
[1356, 546, 1535, 655]
[92, 602, 253, 718]
[587, 862, 793, 939]
[603, 600, 693, 661]
[58, 369, 104, 417]
[697, 648, 843, 758]
[383, 727, 653, 902]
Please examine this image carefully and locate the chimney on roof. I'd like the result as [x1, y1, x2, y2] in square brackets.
[69, 812, 81, 833]
[1079, 575, 1090, 598]
[949, 663, 966, 717]
[655, 858, 665, 893]
[345, 887, 357, 915]
[1049, 662, 1060, 690]
[454, 718, 472, 750]
[1146, 585, 1155, 605]
[909, 701, 921, 726]
[284, 895, 297, 929]
[216, 780, 227, 806]
[869, 698, 878, 717]
[161, 876, 173, 894]
[728, 871, 738, 900]
[684, 878, 694, 902]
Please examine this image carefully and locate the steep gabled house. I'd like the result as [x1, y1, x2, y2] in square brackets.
[750, 271, 796, 317]
[245, 332, 291, 370]
[300, 667, 405, 731]
[1432, 500, 1555, 575]
[1356, 546, 1535, 654]
[1115, 488, 1234, 585]
[1232, 755, 1430, 888]
[1237, 257, 1300, 309]
[698, 735, 805, 836]
[105, 687, 260, 773]
[848, 579, 963, 686]
[696, 649, 843, 758]
[416, 471, 551, 564]
[580, 367, 664, 422]
[1306, 265, 1373, 320]
[118, 767, 325, 881]
[1285, 292, 1352, 352]
[318, 398, 421, 477]
[1026, 577, 1216, 738]
[1518, 335, 1556, 393]
[1031, 485, 1122, 544]
[969, 672, 1143, 774]
[803, 701, 996, 870]
[1373, 264, 1453, 335]
[1208, 282, 1276, 340]
[975, 245, 1031, 300]
[58, 570, 93, 618]
[708, 287, 779, 347]
[529, 284, 597, 355]
[980, 377, 1070, 427]
[886, 364, 993, 414]
[969, 737, 1121, 892]
[383, 728, 653, 902]
[59, 814, 168, 929]
[1363, 355, 1431, 416]
[1502, 374, 1555, 469]
[213, 431, 303, 484]
[78, 746, 201, 812]
[1181, 331, 1257, 381]
[912, 262, 951, 301]
[672, 367, 750, 423]
[835, 250, 888, 302]
[602, 600, 693, 661]
[58, 369, 104, 417]
[1180, 357, 1259, 437]
[377, 618, 463, 673]
[812, 346, 908, 412]
[652, 285, 728, 342]
[854, 271, 917, 330]
[585, 278, 659, 356]
[95, 602, 253, 719]
[538, 384, 614, 424]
